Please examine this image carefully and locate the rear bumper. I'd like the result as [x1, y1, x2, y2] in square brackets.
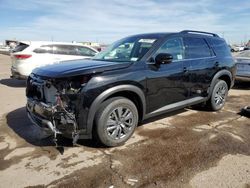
[11, 67, 27, 80]
[236, 76, 250, 82]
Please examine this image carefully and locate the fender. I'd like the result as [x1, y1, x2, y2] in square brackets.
[86, 85, 146, 136]
[208, 69, 232, 98]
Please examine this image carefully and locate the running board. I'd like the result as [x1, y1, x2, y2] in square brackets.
[145, 96, 206, 119]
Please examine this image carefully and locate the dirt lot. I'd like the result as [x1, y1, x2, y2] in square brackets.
[0, 54, 250, 188]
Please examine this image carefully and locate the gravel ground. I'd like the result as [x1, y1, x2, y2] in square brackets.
[0, 54, 249, 188]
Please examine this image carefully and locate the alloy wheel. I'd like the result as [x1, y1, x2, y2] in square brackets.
[106, 106, 134, 140]
[214, 83, 227, 107]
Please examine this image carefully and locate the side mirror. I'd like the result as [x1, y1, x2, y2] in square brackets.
[155, 53, 173, 65]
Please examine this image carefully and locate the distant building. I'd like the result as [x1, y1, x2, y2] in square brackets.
[81, 42, 100, 46]
[81, 42, 108, 52]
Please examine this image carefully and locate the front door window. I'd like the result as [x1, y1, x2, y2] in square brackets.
[156, 38, 185, 61]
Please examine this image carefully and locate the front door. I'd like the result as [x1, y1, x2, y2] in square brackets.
[146, 37, 189, 113]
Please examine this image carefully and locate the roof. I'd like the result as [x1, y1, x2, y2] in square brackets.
[17, 41, 98, 52]
[19, 41, 84, 46]
[127, 32, 174, 39]
[126, 30, 220, 39]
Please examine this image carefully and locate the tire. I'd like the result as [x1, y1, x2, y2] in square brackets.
[94, 97, 138, 147]
[207, 79, 228, 111]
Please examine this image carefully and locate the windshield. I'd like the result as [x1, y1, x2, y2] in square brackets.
[93, 36, 159, 62]
[235, 50, 250, 58]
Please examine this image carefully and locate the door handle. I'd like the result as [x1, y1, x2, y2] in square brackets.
[183, 67, 188, 72]
[214, 62, 219, 67]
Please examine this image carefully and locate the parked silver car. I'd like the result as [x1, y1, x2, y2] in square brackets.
[235, 50, 250, 81]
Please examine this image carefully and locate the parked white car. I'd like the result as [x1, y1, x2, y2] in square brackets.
[232, 46, 245, 52]
[11, 41, 98, 79]
[0, 46, 11, 55]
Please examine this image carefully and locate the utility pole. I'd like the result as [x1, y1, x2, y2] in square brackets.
[244, 34, 247, 46]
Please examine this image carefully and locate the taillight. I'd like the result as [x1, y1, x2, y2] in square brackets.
[14, 54, 32, 59]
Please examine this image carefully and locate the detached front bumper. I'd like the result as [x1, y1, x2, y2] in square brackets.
[26, 98, 61, 135]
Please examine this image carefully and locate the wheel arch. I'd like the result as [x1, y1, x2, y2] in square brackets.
[208, 70, 232, 98]
[86, 85, 146, 136]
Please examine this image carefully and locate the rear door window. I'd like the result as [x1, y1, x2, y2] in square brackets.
[34, 45, 97, 56]
[33, 45, 53, 54]
[52, 45, 76, 55]
[184, 37, 213, 59]
[12, 43, 29, 53]
[75, 46, 97, 56]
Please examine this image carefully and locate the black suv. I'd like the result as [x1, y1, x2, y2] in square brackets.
[26, 30, 236, 146]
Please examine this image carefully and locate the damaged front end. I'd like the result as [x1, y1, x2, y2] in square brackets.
[26, 73, 89, 145]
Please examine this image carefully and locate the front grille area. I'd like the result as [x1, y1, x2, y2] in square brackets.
[26, 74, 58, 104]
[26, 74, 46, 101]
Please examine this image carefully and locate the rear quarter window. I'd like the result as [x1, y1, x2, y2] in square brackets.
[207, 38, 231, 57]
[12, 43, 29, 53]
[52, 45, 76, 55]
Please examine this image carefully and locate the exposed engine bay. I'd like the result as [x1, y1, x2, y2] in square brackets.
[26, 73, 90, 146]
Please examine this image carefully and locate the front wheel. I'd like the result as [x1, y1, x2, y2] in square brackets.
[207, 80, 228, 111]
[94, 97, 138, 147]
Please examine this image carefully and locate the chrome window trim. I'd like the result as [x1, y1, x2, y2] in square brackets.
[172, 56, 216, 63]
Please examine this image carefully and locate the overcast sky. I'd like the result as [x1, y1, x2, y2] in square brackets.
[0, 0, 249, 44]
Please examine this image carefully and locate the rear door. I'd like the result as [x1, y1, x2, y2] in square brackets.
[52, 45, 79, 61]
[183, 37, 216, 97]
[32, 45, 56, 66]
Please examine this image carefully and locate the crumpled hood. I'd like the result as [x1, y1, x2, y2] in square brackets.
[32, 59, 132, 78]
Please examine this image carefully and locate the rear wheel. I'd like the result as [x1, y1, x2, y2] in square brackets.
[207, 80, 228, 111]
[94, 97, 138, 147]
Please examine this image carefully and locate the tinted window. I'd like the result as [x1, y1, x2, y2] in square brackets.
[12, 43, 29, 52]
[75, 46, 96, 56]
[34, 45, 97, 56]
[207, 38, 231, 57]
[33, 45, 53, 54]
[53, 45, 76, 55]
[184, 37, 212, 59]
[157, 38, 185, 60]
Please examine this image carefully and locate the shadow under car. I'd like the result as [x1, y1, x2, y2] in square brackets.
[0, 78, 26, 88]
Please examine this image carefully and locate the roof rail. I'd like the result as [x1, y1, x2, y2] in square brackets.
[180, 30, 219, 37]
